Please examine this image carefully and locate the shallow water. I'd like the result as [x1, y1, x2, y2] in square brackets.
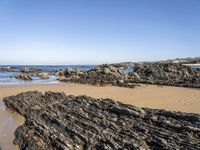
[0, 100, 24, 150]
[0, 65, 95, 86]
[192, 66, 200, 69]
[0, 72, 60, 87]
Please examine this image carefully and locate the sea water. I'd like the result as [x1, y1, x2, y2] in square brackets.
[0, 65, 95, 86]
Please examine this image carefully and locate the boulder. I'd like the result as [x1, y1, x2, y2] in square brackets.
[38, 72, 49, 79]
[57, 76, 67, 81]
[56, 69, 64, 76]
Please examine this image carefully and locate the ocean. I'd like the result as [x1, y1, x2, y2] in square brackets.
[0, 65, 95, 86]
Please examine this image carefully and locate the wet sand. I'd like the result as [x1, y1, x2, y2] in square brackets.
[0, 100, 24, 150]
[1, 83, 200, 114]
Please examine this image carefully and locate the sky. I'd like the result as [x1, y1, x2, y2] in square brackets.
[0, 0, 200, 65]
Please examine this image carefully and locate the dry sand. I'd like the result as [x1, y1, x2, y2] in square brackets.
[0, 83, 200, 149]
[0, 83, 200, 114]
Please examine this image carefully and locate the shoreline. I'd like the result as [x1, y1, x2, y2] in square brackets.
[0, 100, 24, 150]
[1, 83, 200, 114]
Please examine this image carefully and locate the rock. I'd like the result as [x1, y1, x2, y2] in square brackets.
[38, 72, 49, 79]
[56, 69, 64, 76]
[57, 76, 67, 81]
[3, 91, 200, 150]
[57, 65, 137, 88]
[56, 63, 200, 88]
[128, 72, 140, 80]
[15, 74, 32, 80]
[64, 68, 81, 77]
[0, 67, 18, 72]
[0, 67, 41, 73]
[134, 63, 200, 88]
[20, 68, 41, 73]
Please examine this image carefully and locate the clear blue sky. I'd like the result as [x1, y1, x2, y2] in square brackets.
[0, 0, 200, 65]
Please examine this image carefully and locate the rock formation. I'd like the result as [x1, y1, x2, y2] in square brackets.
[20, 68, 41, 73]
[0, 67, 41, 73]
[56, 69, 64, 76]
[3, 91, 200, 150]
[57, 65, 136, 88]
[133, 63, 200, 88]
[15, 74, 33, 80]
[38, 72, 49, 79]
[56, 63, 200, 88]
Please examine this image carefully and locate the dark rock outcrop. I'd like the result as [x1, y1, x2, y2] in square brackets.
[0, 67, 18, 72]
[58, 65, 136, 88]
[20, 68, 41, 73]
[3, 91, 200, 150]
[15, 74, 33, 80]
[57, 63, 200, 88]
[133, 63, 200, 88]
[0, 67, 41, 73]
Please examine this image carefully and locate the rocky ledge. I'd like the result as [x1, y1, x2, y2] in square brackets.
[56, 63, 200, 88]
[57, 64, 137, 88]
[15, 74, 33, 80]
[134, 63, 200, 88]
[0, 67, 41, 73]
[3, 91, 200, 150]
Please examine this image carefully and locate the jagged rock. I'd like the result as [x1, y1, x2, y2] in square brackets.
[15, 74, 32, 80]
[133, 63, 200, 88]
[56, 69, 64, 76]
[38, 72, 49, 79]
[3, 91, 200, 150]
[0, 67, 18, 72]
[57, 76, 67, 81]
[58, 65, 137, 88]
[20, 68, 41, 73]
[128, 72, 140, 80]
[64, 68, 81, 77]
[0, 67, 42, 74]
[56, 63, 200, 88]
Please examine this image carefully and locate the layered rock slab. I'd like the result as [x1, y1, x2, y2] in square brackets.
[57, 65, 137, 88]
[134, 63, 200, 88]
[3, 91, 200, 150]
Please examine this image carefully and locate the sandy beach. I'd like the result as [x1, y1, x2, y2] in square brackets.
[1, 83, 200, 114]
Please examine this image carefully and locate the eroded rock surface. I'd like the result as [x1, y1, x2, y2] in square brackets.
[57, 65, 137, 88]
[56, 63, 200, 88]
[15, 74, 33, 80]
[38, 72, 49, 79]
[134, 63, 200, 88]
[3, 91, 200, 150]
